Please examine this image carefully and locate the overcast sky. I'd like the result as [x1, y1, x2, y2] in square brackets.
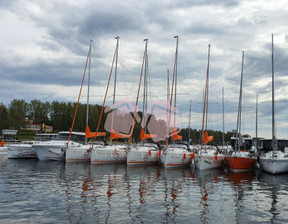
[1, 0, 288, 139]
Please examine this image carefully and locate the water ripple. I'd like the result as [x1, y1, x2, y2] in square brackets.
[0, 159, 288, 223]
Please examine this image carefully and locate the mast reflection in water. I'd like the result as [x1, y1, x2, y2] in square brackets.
[0, 159, 288, 223]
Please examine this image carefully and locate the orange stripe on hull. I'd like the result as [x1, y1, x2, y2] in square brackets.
[164, 163, 189, 167]
[128, 161, 158, 165]
[225, 156, 256, 172]
[66, 158, 90, 162]
[91, 160, 126, 163]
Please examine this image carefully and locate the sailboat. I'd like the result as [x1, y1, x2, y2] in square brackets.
[127, 39, 160, 166]
[225, 51, 256, 172]
[161, 36, 191, 168]
[65, 40, 105, 163]
[259, 34, 288, 174]
[90, 36, 133, 164]
[194, 44, 225, 170]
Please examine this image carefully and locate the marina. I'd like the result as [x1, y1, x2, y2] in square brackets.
[1, 1, 288, 223]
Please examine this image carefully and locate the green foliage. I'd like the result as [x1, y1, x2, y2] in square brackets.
[8, 99, 28, 129]
[28, 100, 51, 124]
[180, 128, 235, 145]
[50, 101, 74, 131]
[0, 103, 9, 130]
[2, 99, 239, 143]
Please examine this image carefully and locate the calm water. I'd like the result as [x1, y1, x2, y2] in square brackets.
[0, 157, 288, 224]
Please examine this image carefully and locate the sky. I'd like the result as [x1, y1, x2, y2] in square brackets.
[1, 0, 288, 139]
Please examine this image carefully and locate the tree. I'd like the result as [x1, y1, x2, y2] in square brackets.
[28, 100, 51, 124]
[50, 101, 73, 131]
[8, 99, 28, 129]
[0, 103, 9, 130]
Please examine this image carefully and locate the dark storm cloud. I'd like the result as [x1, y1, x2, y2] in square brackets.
[0, 59, 81, 86]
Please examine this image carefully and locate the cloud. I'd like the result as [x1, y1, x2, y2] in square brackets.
[1, 0, 288, 139]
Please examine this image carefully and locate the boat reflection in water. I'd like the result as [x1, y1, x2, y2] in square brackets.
[225, 170, 255, 186]
[2, 159, 288, 223]
[161, 166, 194, 223]
[193, 168, 226, 223]
[0, 146, 8, 165]
[225, 170, 256, 223]
[258, 172, 288, 223]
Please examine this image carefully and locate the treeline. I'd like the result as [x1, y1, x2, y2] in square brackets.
[0, 99, 235, 144]
[0, 99, 105, 132]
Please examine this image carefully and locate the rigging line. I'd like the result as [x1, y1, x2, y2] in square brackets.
[128, 38, 148, 145]
[91, 37, 118, 144]
[118, 40, 129, 99]
[147, 51, 153, 104]
[200, 44, 210, 151]
[91, 40, 101, 88]
[85, 39, 93, 144]
[109, 36, 120, 145]
[235, 51, 244, 150]
[166, 36, 178, 147]
[68, 44, 91, 145]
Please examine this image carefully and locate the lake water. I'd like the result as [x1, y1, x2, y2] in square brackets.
[0, 157, 288, 224]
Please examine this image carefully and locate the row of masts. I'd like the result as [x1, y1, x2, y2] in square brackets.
[79, 34, 277, 148]
[79, 37, 235, 147]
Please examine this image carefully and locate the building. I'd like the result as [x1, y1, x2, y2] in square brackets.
[23, 119, 53, 133]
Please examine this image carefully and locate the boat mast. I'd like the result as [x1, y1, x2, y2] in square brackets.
[167, 69, 169, 125]
[110, 36, 120, 145]
[92, 37, 118, 146]
[129, 38, 148, 144]
[166, 36, 178, 147]
[235, 51, 244, 151]
[173, 36, 179, 139]
[141, 39, 149, 143]
[85, 39, 93, 144]
[67, 43, 91, 145]
[200, 44, 210, 151]
[222, 87, 225, 148]
[255, 94, 258, 150]
[187, 100, 192, 144]
[271, 33, 277, 152]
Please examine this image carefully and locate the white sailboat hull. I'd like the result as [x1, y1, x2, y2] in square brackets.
[127, 145, 160, 166]
[7, 143, 36, 159]
[259, 151, 288, 174]
[66, 143, 104, 163]
[66, 143, 91, 163]
[194, 152, 225, 170]
[161, 146, 190, 168]
[91, 145, 128, 164]
[33, 140, 67, 161]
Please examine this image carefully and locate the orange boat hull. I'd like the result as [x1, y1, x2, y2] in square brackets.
[225, 156, 256, 172]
